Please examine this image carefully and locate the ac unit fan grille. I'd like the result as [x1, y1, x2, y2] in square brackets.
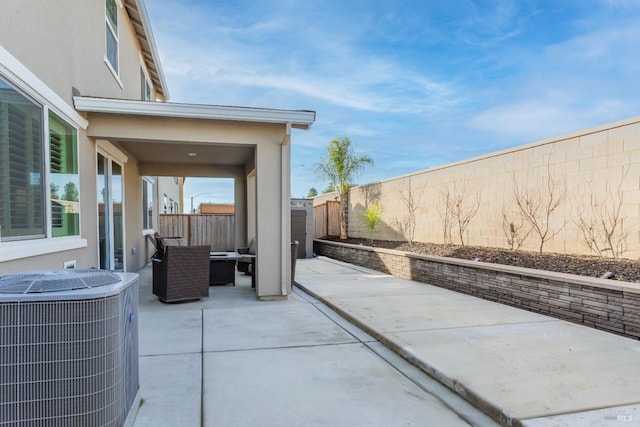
[0, 270, 120, 294]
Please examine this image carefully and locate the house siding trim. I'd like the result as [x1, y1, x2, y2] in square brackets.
[0, 238, 88, 263]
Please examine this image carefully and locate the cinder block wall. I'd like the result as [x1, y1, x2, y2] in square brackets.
[315, 240, 640, 340]
[321, 117, 640, 259]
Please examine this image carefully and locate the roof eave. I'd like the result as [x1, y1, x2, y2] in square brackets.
[124, 0, 170, 100]
[73, 97, 316, 129]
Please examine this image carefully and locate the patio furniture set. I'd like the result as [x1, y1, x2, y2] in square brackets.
[149, 234, 256, 303]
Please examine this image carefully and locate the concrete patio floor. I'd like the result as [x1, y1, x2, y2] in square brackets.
[132, 262, 497, 427]
[295, 257, 640, 427]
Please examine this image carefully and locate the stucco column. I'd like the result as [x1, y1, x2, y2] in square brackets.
[255, 142, 284, 299]
[280, 124, 292, 295]
[234, 175, 247, 249]
[246, 170, 256, 243]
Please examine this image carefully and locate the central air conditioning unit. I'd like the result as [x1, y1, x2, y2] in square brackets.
[0, 269, 140, 427]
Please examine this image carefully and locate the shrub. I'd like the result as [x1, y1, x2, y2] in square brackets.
[363, 202, 383, 244]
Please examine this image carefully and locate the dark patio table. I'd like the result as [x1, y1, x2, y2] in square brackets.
[209, 252, 240, 286]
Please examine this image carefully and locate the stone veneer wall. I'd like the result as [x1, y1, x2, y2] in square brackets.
[314, 240, 640, 340]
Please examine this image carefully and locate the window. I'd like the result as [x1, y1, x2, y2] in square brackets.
[49, 111, 79, 237]
[0, 76, 79, 242]
[0, 77, 45, 240]
[140, 68, 151, 101]
[98, 153, 124, 271]
[163, 194, 168, 214]
[105, 0, 119, 74]
[142, 177, 153, 230]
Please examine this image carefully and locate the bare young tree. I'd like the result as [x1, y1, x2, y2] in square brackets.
[513, 161, 567, 253]
[361, 182, 381, 210]
[443, 180, 481, 246]
[501, 202, 531, 250]
[395, 177, 423, 246]
[438, 189, 453, 244]
[574, 168, 629, 258]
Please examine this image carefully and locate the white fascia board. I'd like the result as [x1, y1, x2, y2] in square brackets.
[135, 0, 170, 99]
[74, 96, 316, 129]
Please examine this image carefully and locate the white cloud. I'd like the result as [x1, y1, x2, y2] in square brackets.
[452, 0, 530, 46]
[466, 16, 640, 144]
[149, 0, 460, 115]
[162, 43, 455, 115]
[599, 0, 640, 7]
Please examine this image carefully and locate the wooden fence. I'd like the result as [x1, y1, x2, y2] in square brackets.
[159, 214, 235, 251]
[313, 201, 340, 238]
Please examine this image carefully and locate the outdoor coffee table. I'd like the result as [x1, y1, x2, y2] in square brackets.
[209, 252, 240, 286]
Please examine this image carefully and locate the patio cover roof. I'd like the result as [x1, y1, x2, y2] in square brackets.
[74, 97, 316, 129]
[74, 96, 316, 174]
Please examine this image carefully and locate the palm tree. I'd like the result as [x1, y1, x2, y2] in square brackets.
[317, 136, 373, 239]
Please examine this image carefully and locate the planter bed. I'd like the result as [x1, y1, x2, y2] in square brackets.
[314, 239, 640, 340]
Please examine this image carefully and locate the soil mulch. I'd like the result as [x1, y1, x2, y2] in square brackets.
[322, 238, 640, 283]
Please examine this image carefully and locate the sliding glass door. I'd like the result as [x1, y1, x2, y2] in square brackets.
[97, 153, 124, 271]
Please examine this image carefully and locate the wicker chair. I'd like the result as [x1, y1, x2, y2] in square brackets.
[237, 238, 256, 275]
[152, 245, 210, 303]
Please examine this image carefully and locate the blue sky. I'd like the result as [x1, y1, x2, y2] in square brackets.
[144, 0, 640, 208]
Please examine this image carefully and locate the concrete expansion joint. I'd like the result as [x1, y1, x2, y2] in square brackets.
[143, 351, 203, 358]
[206, 342, 363, 354]
[393, 318, 562, 335]
[519, 402, 640, 424]
[199, 308, 205, 427]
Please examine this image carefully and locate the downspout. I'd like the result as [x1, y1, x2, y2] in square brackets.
[281, 122, 292, 296]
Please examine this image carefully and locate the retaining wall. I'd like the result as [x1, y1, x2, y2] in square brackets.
[314, 239, 640, 340]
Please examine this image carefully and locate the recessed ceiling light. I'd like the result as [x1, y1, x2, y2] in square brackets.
[187, 152, 197, 157]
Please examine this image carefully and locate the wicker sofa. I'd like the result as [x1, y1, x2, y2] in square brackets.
[152, 235, 210, 303]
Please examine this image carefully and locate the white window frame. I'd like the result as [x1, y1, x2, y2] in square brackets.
[140, 58, 152, 101]
[48, 110, 81, 239]
[104, 0, 123, 86]
[142, 176, 155, 234]
[96, 144, 127, 271]
[0, 46, 88, 262]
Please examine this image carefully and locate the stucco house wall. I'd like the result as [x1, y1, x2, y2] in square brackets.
[0, 1, 160, 105]
[346, 117, 640, 259]
[158, 176, 183, 214]
[0, 1, 161, 274]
